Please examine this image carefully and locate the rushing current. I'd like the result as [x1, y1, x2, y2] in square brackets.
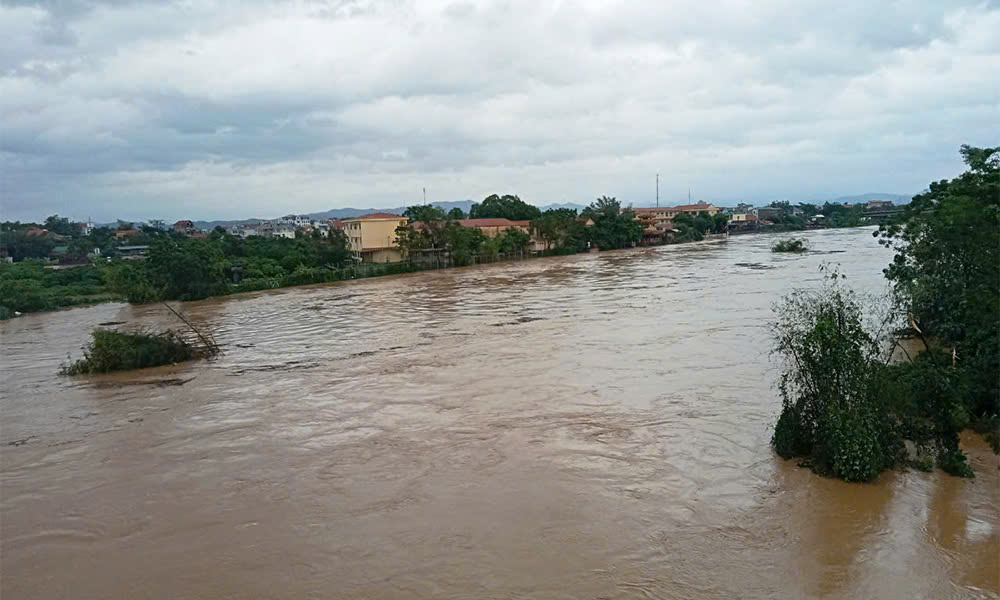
[1, 227, 997, 599]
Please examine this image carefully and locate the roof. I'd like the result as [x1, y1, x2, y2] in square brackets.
[457, 218, 517, 227]
[343, 212, 407, 221]
[174, 220, 194, 226]
[508, 220, 532, 227]
[668, 202, 716, 212]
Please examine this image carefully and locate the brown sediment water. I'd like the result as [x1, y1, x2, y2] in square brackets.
[1, 227, 997, 599]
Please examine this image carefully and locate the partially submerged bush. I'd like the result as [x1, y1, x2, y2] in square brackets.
[61, 328, 218, 374]
[772, 238, 807, 253]
[771, 274, 903, 481]
[772, 271, 984, 480]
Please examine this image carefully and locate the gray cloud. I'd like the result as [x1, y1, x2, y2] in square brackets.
[1, 0, 998, 222]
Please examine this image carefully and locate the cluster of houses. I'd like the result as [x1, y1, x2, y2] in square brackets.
[10, 197, 899, 266]
[226, 215, 332, 239]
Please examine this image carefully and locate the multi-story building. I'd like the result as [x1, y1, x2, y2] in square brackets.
[632, 202, 720, 221]
[341, 213, 409, 262]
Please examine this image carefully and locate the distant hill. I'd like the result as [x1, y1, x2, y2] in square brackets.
[828, 193, 912, 206]
[192, 200, 588, 230]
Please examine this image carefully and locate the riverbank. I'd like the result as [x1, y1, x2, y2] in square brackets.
[0, 225, 850, 320]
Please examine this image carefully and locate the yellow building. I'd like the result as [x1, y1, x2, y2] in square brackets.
[633, 202, 720, 220]
[341, 212, 409, 263]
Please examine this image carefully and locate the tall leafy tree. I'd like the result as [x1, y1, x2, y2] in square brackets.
[876, 145, 1000, 426]
[582, 196, 642, 250]
[469, 194, 542, 221]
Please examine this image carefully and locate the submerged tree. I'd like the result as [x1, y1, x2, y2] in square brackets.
[771, 271, 904, 482]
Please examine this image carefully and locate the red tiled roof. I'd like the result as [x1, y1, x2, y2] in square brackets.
[174, 220, 194, 227]
[457, 218, 516, 227]
[328, 219, 344, 229]
[508, 220, 532, 227]
[348, 212, 406, 221]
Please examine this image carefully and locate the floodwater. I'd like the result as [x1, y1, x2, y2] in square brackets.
[1, 227, 997, 599]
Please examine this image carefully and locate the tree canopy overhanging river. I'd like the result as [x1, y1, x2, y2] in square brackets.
[1, 227, 997, 599]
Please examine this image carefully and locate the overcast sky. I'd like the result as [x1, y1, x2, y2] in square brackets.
[2, 0, 998, 222]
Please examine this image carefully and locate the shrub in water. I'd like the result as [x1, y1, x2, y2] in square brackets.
[771, 273, 904, 481]
[772, 238, 807, 253]
[61, 328, 215, 374]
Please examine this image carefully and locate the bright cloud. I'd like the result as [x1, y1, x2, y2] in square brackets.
[1, 0, 998, 221]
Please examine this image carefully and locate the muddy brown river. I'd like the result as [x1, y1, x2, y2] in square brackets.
[1, 228, 997, 599]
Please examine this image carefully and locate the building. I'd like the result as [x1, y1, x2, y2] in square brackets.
[80, 220, 96, 236]
[341, 213, 409, 262]
[118, 245, 149, 259]
[866, 200, 894, 209]
[272, 224, 297, 239]
[455, 218, 530, 238]
[757, 207, 785, 220]
[173, 220, 196, 235]
[115, 229, 140, 240]
[633, 202, 720, 220]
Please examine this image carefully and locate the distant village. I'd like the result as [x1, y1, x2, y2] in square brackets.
[3, 199, 903, 265]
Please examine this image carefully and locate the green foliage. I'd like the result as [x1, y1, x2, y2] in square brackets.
[447, 207, 466, 220]
[0, 229, 56, 261]
[0, 262, 113, 314]
[582, 196, 642, 250]
[771, 274, 904, 482]
[469, 194, 542, 221]
[403, 204, 447, 222]
[147, 238, 227, 300]
[876, 145, 999, 431]
[44, 215, 81, 237]
[772, 238, 807, 253]
[531, 208, 588, 253]
[61, 328, 215, 374]
[772, 265, 987, 480]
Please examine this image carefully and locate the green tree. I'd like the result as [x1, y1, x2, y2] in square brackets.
[147, 238, 227, 300]
[447, 207, 466, 220]
[44, 215, 80, 237]
[581, 196, 642, 250]
[530, 208, 587, 254]
[876, 145, 1000, 429]
[771, 272, 904, 482]
[403, 205, 447, 222]
[469, 194, 542, 221]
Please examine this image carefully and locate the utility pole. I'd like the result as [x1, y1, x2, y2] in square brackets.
[656, 174, 659, 207]
[423, 187, 426, 204]
[688, 188, 691, 203]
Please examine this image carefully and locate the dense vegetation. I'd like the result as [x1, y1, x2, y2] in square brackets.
[61, 328, 217, 374]
[580, 196, 644, 250]
[876, 145, 999, 440]
[396, 204, 533, 265]
[772, 145, 999, 480]
[0, 262, 115, 315]
[469, 194, 542, 221]
[772, 238, 807, 253]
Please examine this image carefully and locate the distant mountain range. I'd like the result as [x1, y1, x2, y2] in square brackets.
[191, 201, 587, 230]
[182, 193, 911, 230]
[826, 193, 912, 206]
